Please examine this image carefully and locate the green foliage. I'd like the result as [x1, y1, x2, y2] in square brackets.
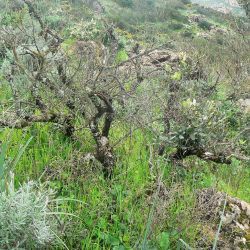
[157, 232, 170, 249]
[45, 14, 63, 29]
[0, 179, 60, 249]
[168, 98, 235, 155]
[0, 0, 249, 249]
[67, 18, 104, 41]
[181, 0, 191, 4]
[171, 71, 182, 80]
[108, 0, 189, 35]
[115, 0, 133, 8]
[145, 0, 155, 7]
[0, 135, 64, 249]
[0, 122, 249, 249]
[198, 19, 212, 30]
[182, 30, 194, 38]
[170, 11, 189, 23]
[115, 49, 129, 64]
[0, 136, 33, 190]
[168, 22, 185, 30]
[0, 10, 26, 27]
[0, 142, 8, 189]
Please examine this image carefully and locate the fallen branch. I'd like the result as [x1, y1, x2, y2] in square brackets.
[171, 147, 232, 164]
[0, 113, 59, 129]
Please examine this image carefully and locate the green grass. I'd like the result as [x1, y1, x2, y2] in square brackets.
[1, 122, 249, 249]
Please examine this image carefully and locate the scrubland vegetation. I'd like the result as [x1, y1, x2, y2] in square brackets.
[0, 0, 249, 249]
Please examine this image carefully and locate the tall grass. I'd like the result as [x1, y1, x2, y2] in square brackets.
[0, 123, 249, 248]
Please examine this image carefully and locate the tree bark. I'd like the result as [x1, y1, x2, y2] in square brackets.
[89, 92, 116, 178]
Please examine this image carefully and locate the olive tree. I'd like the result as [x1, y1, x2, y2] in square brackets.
[0, 0, 248, 179]
[0, 0, 161, 177]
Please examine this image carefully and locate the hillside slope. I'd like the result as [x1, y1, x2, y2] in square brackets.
[191, 0, 244, 14]
[0, 0, 249, 249]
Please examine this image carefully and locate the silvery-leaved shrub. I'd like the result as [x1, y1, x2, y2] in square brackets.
[0, 176, 61, 249]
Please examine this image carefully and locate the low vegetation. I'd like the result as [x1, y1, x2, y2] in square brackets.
[0, 0, 249, 249]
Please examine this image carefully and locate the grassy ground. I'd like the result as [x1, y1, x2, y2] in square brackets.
[1, 120, 249, 249]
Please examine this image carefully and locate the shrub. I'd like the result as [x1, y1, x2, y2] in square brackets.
[168, 22, 184, 31]
[181, 0, 191, 4]
[198, 20, 212, 30]
[145, 0, 155, 7]
[0, 178, 62, 249]
[115, 49, 129, 64]
[182, 30, 194, 38]
[0, 136, 65, 249]
[67, 19, 104, 41]
[116, 0, 133, 8]
[169, 98, 233, 157]
[170, 11, 189, 23]
[45, 15, 64, 29]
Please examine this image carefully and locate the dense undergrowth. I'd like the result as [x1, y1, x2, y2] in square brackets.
[1, 122, 249, 249]
[0, 0, 249, 249]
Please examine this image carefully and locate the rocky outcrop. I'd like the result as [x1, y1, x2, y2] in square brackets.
[196, 188, 250, 249]
[238, 99, 250, 113]
[139, 50, 181, 67]
[189, 14, 205, 23]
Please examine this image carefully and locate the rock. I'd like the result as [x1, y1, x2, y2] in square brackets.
[209, 26, 228, 36]
[238, 99, 250, 113]
[197, 32, 210, 40]
[140, 50, 180, 67]
[189, 14, 204, 23]
[196, 188, 250, 249]
[119, 49, 181, 79]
